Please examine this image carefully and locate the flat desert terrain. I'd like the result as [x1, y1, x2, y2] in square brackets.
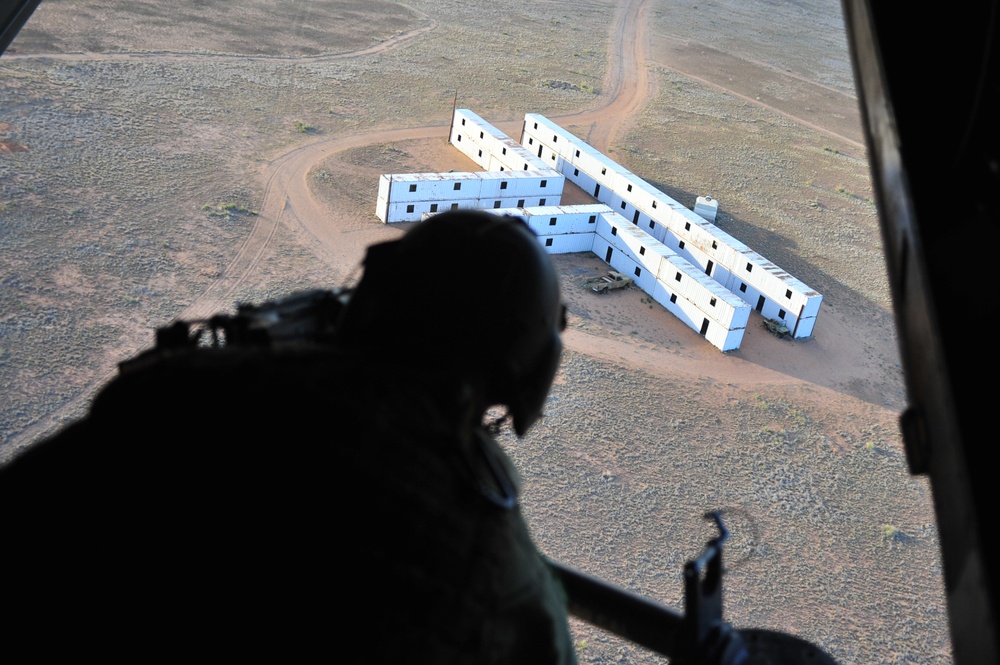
[1, 1, 950, 662]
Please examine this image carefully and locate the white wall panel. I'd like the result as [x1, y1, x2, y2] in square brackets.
[376, 196, 389, 223]
[793, 314, 817, 339]
[708, 324, 744, 352]
[801, 292, 823, 319]
[537, 233, 596, 254]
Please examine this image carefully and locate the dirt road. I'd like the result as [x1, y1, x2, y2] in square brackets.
[183, 0, 892, 407]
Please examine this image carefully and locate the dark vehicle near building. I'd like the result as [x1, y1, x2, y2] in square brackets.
[584, 270, 633, 294]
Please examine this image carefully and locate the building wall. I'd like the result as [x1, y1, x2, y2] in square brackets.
[376, 171, 563, 223]
[376, 110, 567, 224]
[453, 108, 558, 176]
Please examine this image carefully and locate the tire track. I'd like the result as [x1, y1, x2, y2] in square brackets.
[261, 0, 652, 287]
[2, 10, 440, 454]
[4, 11, 438, 65]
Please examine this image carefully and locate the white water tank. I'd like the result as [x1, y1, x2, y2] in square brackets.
[694, 195, 718, 222]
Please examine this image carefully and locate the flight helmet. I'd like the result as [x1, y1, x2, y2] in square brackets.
[336, 209, 566, 436]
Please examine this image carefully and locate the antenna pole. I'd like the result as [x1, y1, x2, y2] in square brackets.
[449, 91, 457, 143]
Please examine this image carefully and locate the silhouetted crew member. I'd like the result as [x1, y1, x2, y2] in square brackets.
[1, 210, 576, 664]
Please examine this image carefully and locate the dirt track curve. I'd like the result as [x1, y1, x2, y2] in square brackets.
[187, 0, 834, 394]
[182, 0, 654, 320]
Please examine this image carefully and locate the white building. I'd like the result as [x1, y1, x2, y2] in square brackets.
[375, 109, 564, 224]
[376, 171, 561, 223]
[484, 204, 750, 351]
[375, 108, 819, 350]
[521, 113, 822, 338]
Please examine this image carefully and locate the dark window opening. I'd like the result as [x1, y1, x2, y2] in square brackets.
[785, 289, 792, 299]
[575, 149, 580, 157]
[670, 293, 677, 304]
[574, 169, 579, 176]
[553, 135, 558, 142]
[601, 167, 607, 175]
[454, 183, 461, 190]
[549, 217, 557, 226]
[451, 203, 459, 211]
[406, 204, 414, 213]
[627, 184, 633, 192]
[611, 226, 618, 236]
[502, 147, 507, 155]
[539, 198, 546, 206]
[639, 246, 646, 256]
[620, 202, 626, 209]
[518, 199, 525, 207]
[478, 149, 482, 157]
[685, 222, 691, 231]
[408, 184, 417, 192]
[652, 201, 657, 209]
[679, 241, 686, 250]
[501, 181, 508, 190]
[500, 167, 505, 171]
[710, 297, 717, 307]
[533, 122, 538, 129]
[545, 238, 553, 247]
[524, 165, 529, 170]
[551, 154, 557, 161]
[634, 267, 641, 277]
[494, 201, 501, 209]
[746, 262, 753, 272]
[430, 204, 438, 213]
[649, 221, 654, 229]
[541, 180, 548, 187]
[778, 309, 786, 320]
[456, 134, 462, 142]
[712, 240, 718, 249]
[739, 282, 747, 293]
[461, 118, 466, 125]
[675, 272, 682, 282]
[529, 137, 534, 145]
[480, 131, 484, 139]
[588, 216, 596, 223]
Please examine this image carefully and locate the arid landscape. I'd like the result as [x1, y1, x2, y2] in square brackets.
[1, 0, 950, 662]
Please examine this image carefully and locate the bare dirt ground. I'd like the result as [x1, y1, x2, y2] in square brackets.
[1, 0, 949, 662]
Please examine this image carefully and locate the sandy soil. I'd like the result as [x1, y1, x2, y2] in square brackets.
[0, 0, 949, 662]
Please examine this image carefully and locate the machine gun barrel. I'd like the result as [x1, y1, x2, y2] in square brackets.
[546, 557, 685, 658]
[547, 511, 840, 664]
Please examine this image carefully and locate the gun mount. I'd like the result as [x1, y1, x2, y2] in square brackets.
[547, 512, 839, 665]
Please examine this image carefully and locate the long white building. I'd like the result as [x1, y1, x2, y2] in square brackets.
[521, 113, 822, 339]
[375, 109, 564, 223]
[374, 108, 818, 350]
[376, 171, 560, 223]
[482, 204, 750, 351]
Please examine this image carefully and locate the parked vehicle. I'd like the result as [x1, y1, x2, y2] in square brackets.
[762, 318, 791, 339]
[584, 271, 633, 294]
